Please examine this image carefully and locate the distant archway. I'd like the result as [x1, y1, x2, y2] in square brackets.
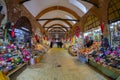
[46, 24, 69, 31]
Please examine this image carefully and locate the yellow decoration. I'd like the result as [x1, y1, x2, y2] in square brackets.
[72, 37, 75, 44]
[0, 71, 8, 80]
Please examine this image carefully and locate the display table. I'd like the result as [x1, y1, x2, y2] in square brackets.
[89, 60, 120, 79]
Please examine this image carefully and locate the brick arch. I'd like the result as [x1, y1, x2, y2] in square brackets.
[107, 0, 120, 23]
[43, 19, 73, 28]
[46, 24, 69, 31]
[15, 16, 32, 32]
[82, 9, 101, 26]
[35, 6, 80, 19]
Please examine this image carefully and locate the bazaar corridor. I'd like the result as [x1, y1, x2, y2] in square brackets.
[17, 48, 109, 80]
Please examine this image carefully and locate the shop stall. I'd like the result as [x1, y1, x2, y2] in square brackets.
[67, 28, 84, 56]
[76, 15, 101, 63]
[0, 15, 46, 79]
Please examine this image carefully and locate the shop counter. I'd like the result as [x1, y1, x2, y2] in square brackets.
[89, 60, 120, 79]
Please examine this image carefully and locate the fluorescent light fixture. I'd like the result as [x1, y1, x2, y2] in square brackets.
[21, 27, 29, 31]
[65, 15, 76, 24]
[63, 23, 70, 28]
[69, 0, 87, 13]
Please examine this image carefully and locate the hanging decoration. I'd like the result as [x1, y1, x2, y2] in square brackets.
[35, 34, 39, 42]
[74, 26, 80, 38]
[100, 22, 104, 34]
[11, 24, 16, 38]
[72, 36, 75, 44]
[43, 37, 45, 40]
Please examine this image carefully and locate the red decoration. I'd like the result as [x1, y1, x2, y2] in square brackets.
[74, 26, 80, 38]
[35, 35, 39, 41]
[11, 30, 15, 38]
[100, 22, 104, 34]
[43, 37, 46, 40]
[11, 25, 15, 38]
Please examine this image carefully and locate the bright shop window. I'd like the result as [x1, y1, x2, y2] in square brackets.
[109, 20, 120, 47]
[69, 0, 87, 13]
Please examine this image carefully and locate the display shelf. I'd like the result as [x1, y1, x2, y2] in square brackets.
[7, 62, 28, 80]
[89, 60, 120, 79]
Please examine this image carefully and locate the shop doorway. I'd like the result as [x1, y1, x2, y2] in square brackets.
[15, 16, 32, 47]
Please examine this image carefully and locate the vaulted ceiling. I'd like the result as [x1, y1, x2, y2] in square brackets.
[22, 0, 99, 38]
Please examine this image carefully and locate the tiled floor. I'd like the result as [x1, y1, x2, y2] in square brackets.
[17, 48, 109, 80]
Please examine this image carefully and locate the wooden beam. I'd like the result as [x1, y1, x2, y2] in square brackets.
[36, 18, 79, 22]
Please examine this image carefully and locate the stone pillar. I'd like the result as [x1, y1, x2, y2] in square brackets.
[99, 0, 110, 37]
